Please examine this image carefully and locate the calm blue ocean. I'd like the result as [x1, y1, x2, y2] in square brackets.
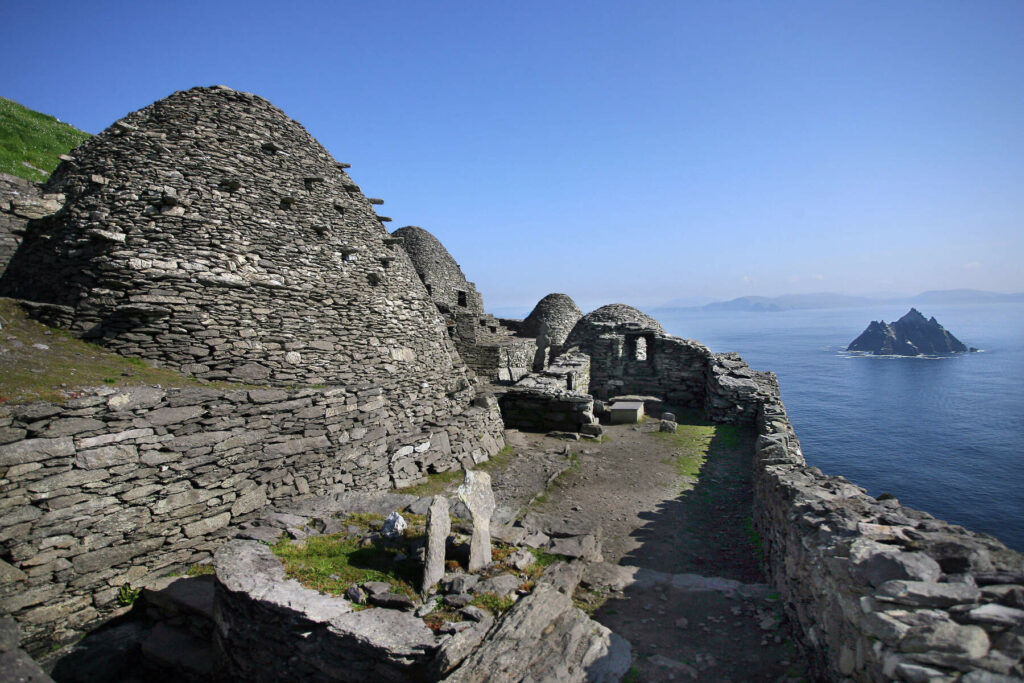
[655, 303, 1024, 552]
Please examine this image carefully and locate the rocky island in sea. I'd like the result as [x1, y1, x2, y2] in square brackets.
[848, 307, 971, 355]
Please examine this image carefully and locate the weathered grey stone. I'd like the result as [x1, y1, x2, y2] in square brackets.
[0, 617, 19, 652]
[183, 512, 231, 538]
[965, 603, 1024, 628]
[443, 593, 474, 608]
[41, 417, 105, 437]
[145, 405, 205, 426]
[539, 561, 586, 596]
[476, 573, 522, 598]
[506, 548, 535, 571]
[894, 662, 954, 683]
[263, 435, 330, 457]
[76, 428, 153, 450]
[0, 648, 56, 682]
[362, 581, 392, 596]
[429, 614, 494, 677]
[72, 537, 165, 574]
[850, 540, 942, 587]
[549, 534, 603, 561]
[151, 488, 217, 515]
[457, 470, 495, 572]
[901, 620, 990, 658]
[106, 387, 166, 412]
[381, 510, 407, 539]
[0, 558, 28, 584]
[230, 485, 267, 517]
[0, 437, 74, 467]
[445, 583, 631, 683]
[460, 605, 489, 622]
[875, 579, 982, 608]
[26, 468, 108, 493]
[75, 444, 138, 469]
[422, 495, 450, 593]
[441, 573, 479, 594]
[367, 592, 416, 610]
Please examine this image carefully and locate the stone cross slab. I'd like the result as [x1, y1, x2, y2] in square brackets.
[422, 495, 451, 593]
[457, 470, 495, 572]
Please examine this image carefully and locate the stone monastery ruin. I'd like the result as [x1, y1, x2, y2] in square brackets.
[1, 86, 1022, 682]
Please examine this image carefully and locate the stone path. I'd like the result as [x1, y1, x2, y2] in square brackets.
[494, 420, 810, 682]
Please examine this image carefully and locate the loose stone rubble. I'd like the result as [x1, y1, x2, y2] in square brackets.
[211, 487, 628, 682]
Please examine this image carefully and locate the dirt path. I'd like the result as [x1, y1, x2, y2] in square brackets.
[493, 418, 809, 682]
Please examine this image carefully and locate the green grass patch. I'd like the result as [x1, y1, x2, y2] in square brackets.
[0, 96, 90, 182]
[476, 444, 517, 473]
[650, 422, 716, 478]
[185, 563, 215, 577]
[398, 467, 465, 497]
[0, 298, 251, 404]
[470, 591, 515, 615]
[271, 532, 420, 598]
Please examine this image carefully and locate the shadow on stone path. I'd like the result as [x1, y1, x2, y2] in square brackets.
[505, 419, 810, 682]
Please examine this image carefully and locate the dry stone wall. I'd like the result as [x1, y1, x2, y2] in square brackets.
[744, 374, 1024, 680]
[0, 384, 503, 655]
[498, 351, 598, 433]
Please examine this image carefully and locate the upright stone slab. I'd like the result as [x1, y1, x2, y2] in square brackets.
[423, 496, 450, 593]
[457, 471, 495, 572]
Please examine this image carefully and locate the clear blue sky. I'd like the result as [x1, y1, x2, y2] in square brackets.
[4, 1, 1022, 310]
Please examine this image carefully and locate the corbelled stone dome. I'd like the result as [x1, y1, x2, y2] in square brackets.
[522, 293, 583, 346]
[0, 86, 481, 425]
[564, 303, 663, 352]
[392, 225, 483, 316]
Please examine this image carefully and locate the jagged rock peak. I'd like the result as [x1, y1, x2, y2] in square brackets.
[522, 293, 583, 346]
[848, 308, 969, 356]
[392, 225, 484, 315]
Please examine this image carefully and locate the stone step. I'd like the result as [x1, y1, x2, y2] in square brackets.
[581, 562, 770, 598]
[140, 623, 213, 680]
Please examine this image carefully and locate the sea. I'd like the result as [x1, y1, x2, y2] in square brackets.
[653, 303, 1024, 552]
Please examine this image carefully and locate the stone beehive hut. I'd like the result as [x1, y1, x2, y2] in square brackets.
[394, 224, 538, 383]
[563, 303, 663, 353]
[0, 86, 484, 428]
[522, 293, 582, 347]
[391, 225, 484, 315]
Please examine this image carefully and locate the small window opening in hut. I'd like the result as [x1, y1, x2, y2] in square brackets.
[457, 291, 468, 307]
[633, 336, 647, 361]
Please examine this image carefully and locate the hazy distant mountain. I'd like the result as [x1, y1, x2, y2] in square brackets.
[702, 292, 876, 312]
[656, 289, 1024, 312]
[910, 289, 1024, 305]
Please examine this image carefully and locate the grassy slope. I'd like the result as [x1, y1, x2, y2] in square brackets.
[0, 298, 241, 404]
[0, 96, 90, 182]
